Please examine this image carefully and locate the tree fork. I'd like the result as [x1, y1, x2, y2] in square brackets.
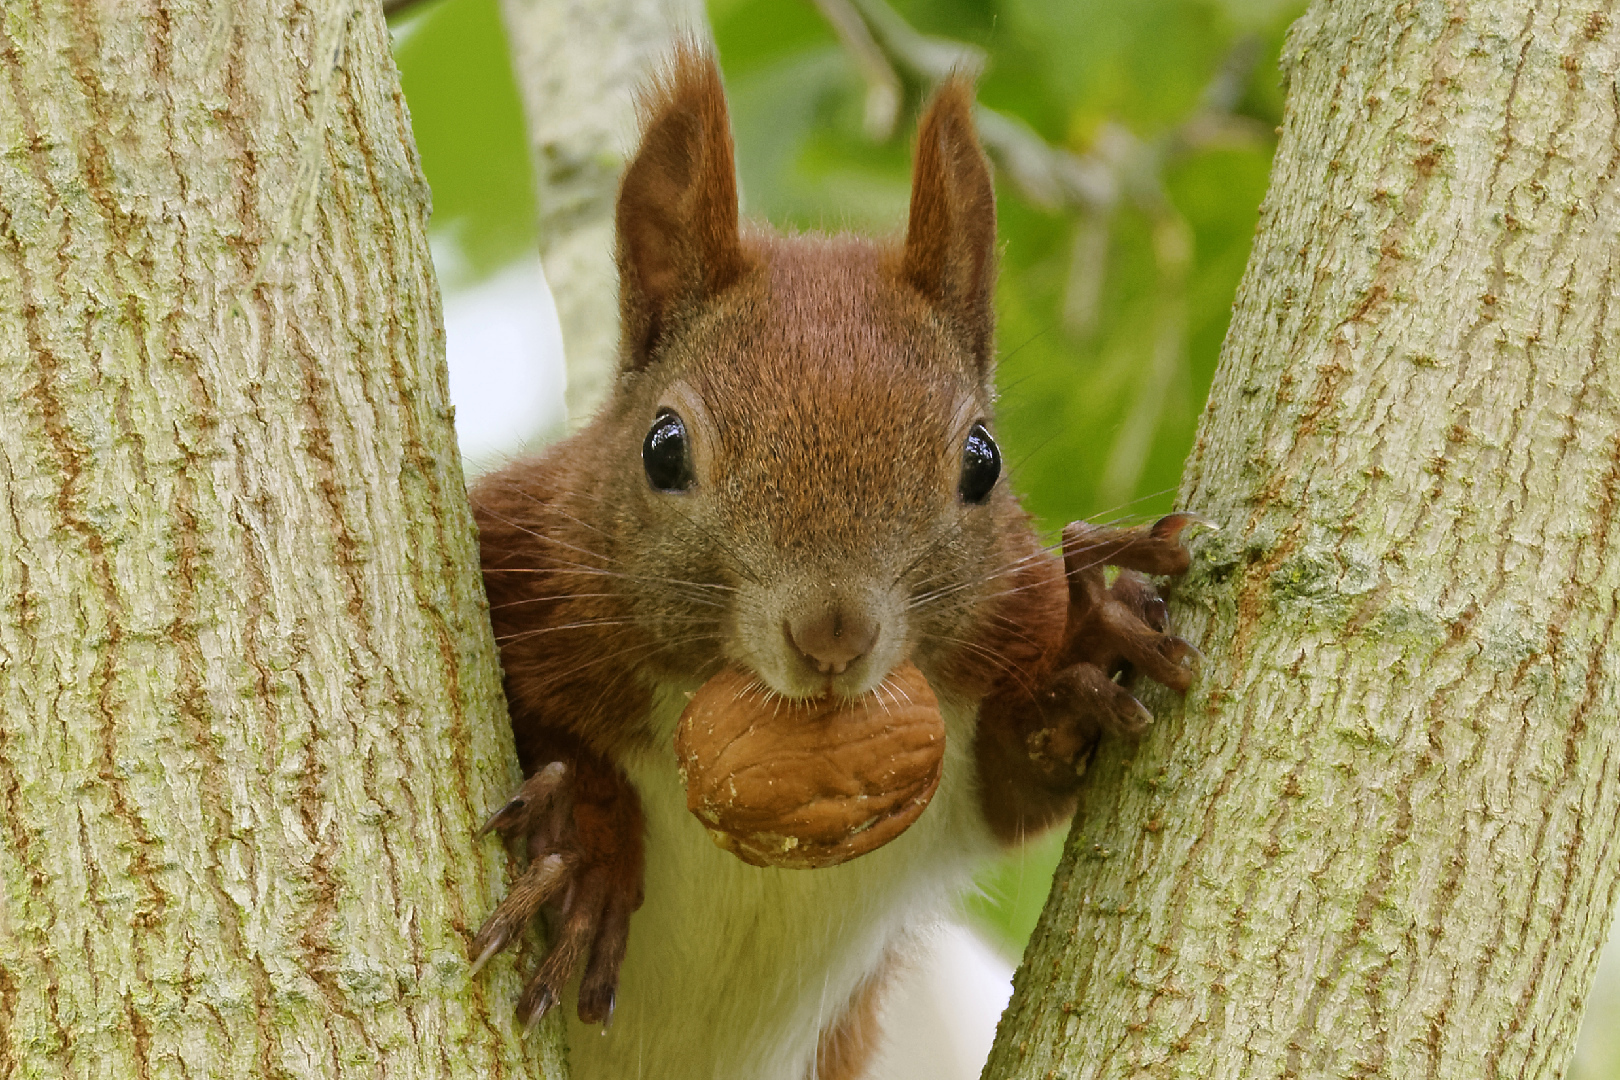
[0, 3, 564, 1076]
[986, 1, 1620, 1077]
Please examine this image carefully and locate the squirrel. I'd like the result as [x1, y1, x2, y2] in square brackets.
[467, 44, 1199, 1080]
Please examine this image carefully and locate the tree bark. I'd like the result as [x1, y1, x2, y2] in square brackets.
[985, 1, 1620, 1077]
[496, 0, 708, 425]
[0, 3, 565, 1075]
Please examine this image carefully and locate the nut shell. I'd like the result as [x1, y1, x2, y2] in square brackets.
[674, 662, 945, 868]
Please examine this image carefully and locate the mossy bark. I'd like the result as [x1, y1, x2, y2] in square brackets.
[985, 1, 1620, 1077]
[0, 3, 565, 1075]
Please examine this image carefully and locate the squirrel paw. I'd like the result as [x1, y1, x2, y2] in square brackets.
[1028, 513, 1202, 760]
[470, 756, 645, 1029]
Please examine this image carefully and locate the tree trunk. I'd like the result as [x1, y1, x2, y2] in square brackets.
[496, 0, 708, 424]
[984, 1, 1620, 1077]
[0, 4, 565, 1075]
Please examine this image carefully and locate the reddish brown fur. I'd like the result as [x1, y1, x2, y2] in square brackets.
[469, 43, 1196, 1073]
[617, 40, 748, 369]
[901, 76, 998, 370]
[475, 451, 656, 764]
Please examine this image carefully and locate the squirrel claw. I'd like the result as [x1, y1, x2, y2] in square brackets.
[584, 989, 616, 1032]
[1150, 511, 1218, 542]
[470, 750, 644, 1029]
[468, 852, 574, 976]
[573, 894, 631, 1025]
[1162, 634, 1203, 668]
[1001, 514, 1202, 770]
[1128, 696, 1154, 730]
[1062, 510, 1212, 579]
[522, 984, 558, 1031]
[1033, 661, 1160, 746]
[468, 936, 504, 978]
[1098, 685, 1155, 740]
[479, 762, 569, 838]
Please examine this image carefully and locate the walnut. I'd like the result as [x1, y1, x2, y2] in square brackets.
[673, 662, 946, 868]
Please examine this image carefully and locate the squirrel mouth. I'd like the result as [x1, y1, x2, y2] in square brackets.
[735, 648, 909, 707]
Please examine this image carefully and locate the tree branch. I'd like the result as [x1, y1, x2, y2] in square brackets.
[983, 0, 1620, 1073]
[819, 0, 1264, 218]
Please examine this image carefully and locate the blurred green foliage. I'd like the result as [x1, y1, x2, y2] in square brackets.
[391, 0, 1305, 962]
[391, 0, 536, 287]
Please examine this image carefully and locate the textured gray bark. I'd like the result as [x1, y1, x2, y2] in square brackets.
[985, 1, 1620, 1077]
[0, 3, 565, 1075]
[497, 0, 708, 424]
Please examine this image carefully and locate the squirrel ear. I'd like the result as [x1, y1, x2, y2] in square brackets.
[901, 77, 997, 372]
[615, 43, 745, 371]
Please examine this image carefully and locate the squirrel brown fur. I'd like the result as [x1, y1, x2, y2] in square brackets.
[469, 44, 1198, 1080]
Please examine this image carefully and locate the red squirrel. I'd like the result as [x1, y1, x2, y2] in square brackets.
[468, 45, 1198, 1080]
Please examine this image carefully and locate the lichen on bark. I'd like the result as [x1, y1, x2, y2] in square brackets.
[0, 3, 564, 1075]
[984, 1, 1620, 1077]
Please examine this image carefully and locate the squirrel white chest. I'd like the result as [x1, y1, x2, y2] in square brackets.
[562, 685, 996, 1080]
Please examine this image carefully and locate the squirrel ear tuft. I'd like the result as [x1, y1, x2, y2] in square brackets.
[615, 42, 745, 371]
[901, 77, 997, 373]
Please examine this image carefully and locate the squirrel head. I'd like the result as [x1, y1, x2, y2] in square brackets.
[602, 45, 1017, 703]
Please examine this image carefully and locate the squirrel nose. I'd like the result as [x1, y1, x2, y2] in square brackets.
[787, 606, 879, 676]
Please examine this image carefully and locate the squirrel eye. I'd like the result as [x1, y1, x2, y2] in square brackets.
[958, 423, 1001, 504]
[643, 408, 694, 492]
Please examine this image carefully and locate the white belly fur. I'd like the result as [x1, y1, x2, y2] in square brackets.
[564, 682, 998, 1080]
